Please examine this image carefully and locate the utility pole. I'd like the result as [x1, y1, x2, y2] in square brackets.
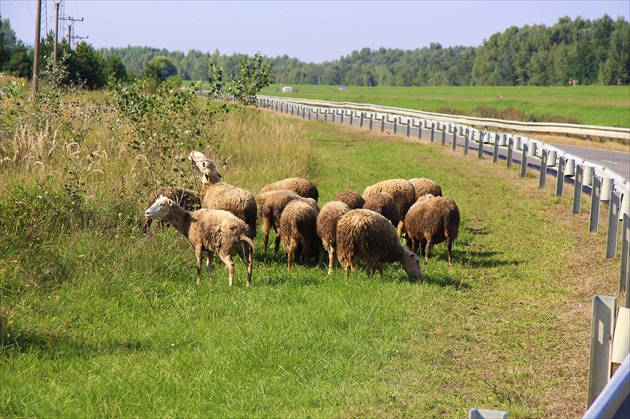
[54, 2, 60, 61]
[32, 0, 42, 96]
[61, 15, 84, 49]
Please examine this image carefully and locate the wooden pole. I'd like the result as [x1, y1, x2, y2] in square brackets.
[32, 0, 42, 96]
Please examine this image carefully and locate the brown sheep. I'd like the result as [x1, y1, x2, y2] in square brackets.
[404, 194, 460, 264]
[316, 200, 351, 275]
[260, 178, 319, 201]
[362, 191, 400, 228]
[409, 177, 442, 199]
[255, 189, 308, 254]
[362, 179, 416, 236]
[333, 189, 365, 209]
[143, 186, 200, 234]
[145, 196, 255, 286]
[336, 209, 421, 282]
[279, 198, 322, 271]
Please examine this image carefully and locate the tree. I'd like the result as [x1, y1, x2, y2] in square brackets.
[106, 55, 128, 81]
[4, 40, 32, 78]
[67, 41, 107, 89]
[226, 52, 272, 106]
[144, 55, 177, 82]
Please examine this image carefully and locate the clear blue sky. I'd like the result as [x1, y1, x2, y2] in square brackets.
[2, 1, 628, 63]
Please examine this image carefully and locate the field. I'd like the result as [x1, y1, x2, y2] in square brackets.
[260, 84, 630, 129]
[0, 81, 623, 418]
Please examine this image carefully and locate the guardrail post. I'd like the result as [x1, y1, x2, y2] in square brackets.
[393, 117, 398, 134]
[506, 136, 514, 167]
[621, 213, 630, 307]
[539, 149, 548, 187]
[418, 119, 423, 139]
[464, 128, 470, 155]
[452, 127, 458, 151]
[556, 157, 567, 196]
[430, 122, 435, 142]
[590, 176, 603, 232]
[340, 111, 344, 124]
[360, 112, 364, 128]
[607, 191, 622, 259]
[441, 124, 446, 145]
[349, 111, 353, 125]
[492, 133, 500, 163]
[573, 164, 585, 214]
[520, 142, 529, 177]
[587, 295, 617, 408]
[369, 114, 373, 130]
[478, 131, 485, 159]
[407, 119, 411, 137]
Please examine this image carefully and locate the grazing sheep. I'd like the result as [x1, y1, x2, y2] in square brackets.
[362, 179, 416, 236]
[336, 209, 421, 282]
[333, 189, 365, 209]
[404, 194, 460, 264]
[316, 200, 351, 275]
[143, 186, 200, 234]
[259, 178, 319, 201]
[188, 151, 257, 240]
[145, 196, 255, 286]
[278, 198, 322, 271]
[362, 191, 400, 228]
[409, 177, 442, 199]
[255, 190, 311, 254]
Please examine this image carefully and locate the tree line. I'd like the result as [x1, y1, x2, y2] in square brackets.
[1, 14, 628, 87]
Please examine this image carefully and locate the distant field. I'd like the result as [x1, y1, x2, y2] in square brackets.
[259, 84, 630, 129]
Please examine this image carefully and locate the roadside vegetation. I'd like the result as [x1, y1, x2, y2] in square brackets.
[0, 73, 622, 418]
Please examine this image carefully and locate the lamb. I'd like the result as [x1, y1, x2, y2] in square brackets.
[336, 209, 421, 282]
[403, 194, 460, 264]
[316, 200, 351, 275]
[255, 190, 313, 254]
[143, 186, 200, 234]
[188, 151, 257, 240]
[259, 177, 319, 201]
[145, 196, 255, 286]
[333, 189, 365, 209]
[362, 178, 416, 236]
[362, 191, 400, 228]
[409, 177, 442, 199]
[278, 198, 322, 271]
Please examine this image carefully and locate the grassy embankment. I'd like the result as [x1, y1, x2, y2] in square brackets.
[261, 84, 630, 130]
[0, 80, 621, 418]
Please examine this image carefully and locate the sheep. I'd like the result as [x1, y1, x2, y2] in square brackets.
[145, 196, 255, 286]
[333, 189, 365, 209]
[362, 179, 416, 236]
[188, 151, 257, 240]
[259, 177, 319, 202]
[143, 186, 200, 234]
[336, 209, 421, 282]
[316, 200, 351, 275]
[403, 194, 460, 264]
[409, 177, 442, 199]
[362, 191, 400, 228]
[255, 189, 312, 254]
[278, 198, 322, 271]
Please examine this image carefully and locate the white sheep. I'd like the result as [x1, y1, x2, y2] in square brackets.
[145, 196, 255, 286]
[316, 200, 351, 275]
[336, 209, 421, 282]
[143, 186, 200, 234]
[259, 177, 319, 201]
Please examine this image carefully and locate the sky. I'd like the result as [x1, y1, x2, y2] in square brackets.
[1, 1, 629, 63]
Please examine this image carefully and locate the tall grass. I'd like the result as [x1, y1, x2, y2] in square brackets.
[1, 79, 621, 418]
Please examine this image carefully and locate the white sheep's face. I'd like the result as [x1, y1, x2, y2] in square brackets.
[401, 249, 421, 280]
[145, 196, 173, 220]
[188, 151, 222, 183]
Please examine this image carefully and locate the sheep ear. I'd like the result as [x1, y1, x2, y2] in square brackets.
[168, 199, 174, 206]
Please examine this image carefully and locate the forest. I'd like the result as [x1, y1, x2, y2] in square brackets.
[1, 13, 628, 87]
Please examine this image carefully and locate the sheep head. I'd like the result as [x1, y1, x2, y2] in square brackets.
[400, 248, 421, 280]
[145, 195, 173, 220]
[188, 151, 222, 183]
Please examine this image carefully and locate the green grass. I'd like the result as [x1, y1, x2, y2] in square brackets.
[260, 84, 630, 128]
[1, 92, 621, 418]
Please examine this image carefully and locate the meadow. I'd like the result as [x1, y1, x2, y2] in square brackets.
[260, 84, 630, 129]
[0, 79, 622, 418]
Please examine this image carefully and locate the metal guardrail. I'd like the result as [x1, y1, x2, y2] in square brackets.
[260, 96, 630, 141]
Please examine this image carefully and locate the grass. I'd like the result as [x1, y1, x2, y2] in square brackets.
[0, 84, 622, 418]
[260, 84, 630, 129]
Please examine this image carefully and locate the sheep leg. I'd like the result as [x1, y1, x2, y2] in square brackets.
[424, 238, 433, 264]
[219, 253, 235, 286]
[447, 239, 453, 264]
[274, 236, 281, 256]
[410, 238, 418, 254]
[195, 246, 204, 285]
[206, 251, 214, 283]
[287, 249, 293, 271]
[263, 233, 269, 253]
[240, 243, 252, 287]
[327, 246, 335, 275]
